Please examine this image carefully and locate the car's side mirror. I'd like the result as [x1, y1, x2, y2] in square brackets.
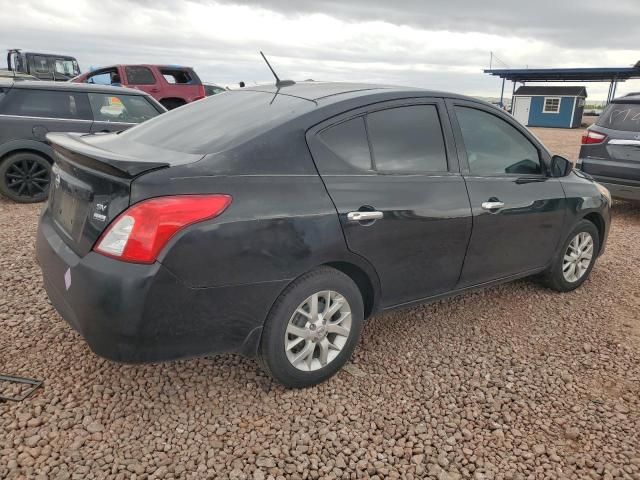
[550, 155, 573, 177]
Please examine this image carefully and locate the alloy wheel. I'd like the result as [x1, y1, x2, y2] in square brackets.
[284, 290, 352, 371]
[5, 158, 50, 199]
[562, 232, 594, 283]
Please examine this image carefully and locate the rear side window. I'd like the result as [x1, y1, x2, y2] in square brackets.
[160, 68, 201, 85]
[367, 105, 448, 173]
[455, 106, 541, 176]
[88, 93, 160, 123]
[597, 103, 640, 132]
[32, 56, 50, 74]
[125, 66, 156, 85]
[0, 88, 91, 120]
[319, 117, 372, 171]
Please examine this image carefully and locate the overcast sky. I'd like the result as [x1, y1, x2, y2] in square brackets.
[2, 0, 640, 101]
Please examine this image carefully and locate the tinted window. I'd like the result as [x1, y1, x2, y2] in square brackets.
[366, 105, 447, 173]
[0, 88, 91, 120]
[455, 106, 541, 175]
[89, 93, 160, 123]
[122, 90, 312, 154]
[319, 117, 372, 171]
[597, 103, 640, 132]
[125, 66, 156, 85]
[32, 56, 49, 74]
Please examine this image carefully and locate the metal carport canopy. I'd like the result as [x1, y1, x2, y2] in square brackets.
[484, 64, 640, 105]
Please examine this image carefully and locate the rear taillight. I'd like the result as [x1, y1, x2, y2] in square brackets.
[581, 130, 607, 145]
[94, 195, 232, 264]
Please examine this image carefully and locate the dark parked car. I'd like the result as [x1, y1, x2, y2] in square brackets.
[7, 49, 80, 81]
[204, 82, 226, 96]
[36, 82, 611, 388]
[0, 79, 166, 203]
[577, 95, 640, 201]
[72, 65, 206, 110]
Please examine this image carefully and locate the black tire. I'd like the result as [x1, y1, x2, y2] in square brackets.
[259, 267, 364, 388]
[544, 219, 600, 292]
[0, 152, 51, 203]
[160, 98, 186, 110]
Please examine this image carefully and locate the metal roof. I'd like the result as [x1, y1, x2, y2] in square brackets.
[514, 86, 587, 97]
[484, 66, 640, 83]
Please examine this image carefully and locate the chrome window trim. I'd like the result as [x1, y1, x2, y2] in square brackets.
[0, 113, 92, 123]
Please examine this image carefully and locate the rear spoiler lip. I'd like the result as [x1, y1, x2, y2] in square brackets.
[46, 132, 170, 178]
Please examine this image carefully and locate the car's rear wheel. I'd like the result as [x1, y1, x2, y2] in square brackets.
[259, 267, 364, 388]
[0, 152, 51, 203]
[544, 220, 600, 292]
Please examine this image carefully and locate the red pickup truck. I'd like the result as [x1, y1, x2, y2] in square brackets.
[72, 64, 205, 110]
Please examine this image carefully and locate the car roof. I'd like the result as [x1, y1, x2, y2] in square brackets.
[612, 94, 640, 104]
[93, 64, 195, 70]
[0, 79, 150, 96]
[242, 81, 471, 104]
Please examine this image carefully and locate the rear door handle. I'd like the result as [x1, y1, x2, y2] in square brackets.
[347, 211, 383, 222]
[481, 201, 505, 210]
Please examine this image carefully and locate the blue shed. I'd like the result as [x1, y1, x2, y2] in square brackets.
[511, 86, 587, 128]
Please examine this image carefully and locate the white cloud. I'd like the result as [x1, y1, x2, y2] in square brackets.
[1, 0, 638, 100]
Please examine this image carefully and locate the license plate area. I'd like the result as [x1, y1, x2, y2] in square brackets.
[50, 164, 93, 241]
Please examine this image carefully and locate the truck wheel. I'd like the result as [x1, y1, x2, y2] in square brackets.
[160, 99, 186, 110]
[0, 152, 51, 203]
[260, 267, 364, 388]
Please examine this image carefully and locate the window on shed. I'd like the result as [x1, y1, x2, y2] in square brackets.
[543, 97, 561, 113]
[125, 66, 156, 85]
[366, 105, 448, 173]
[319, 117, 372, 171]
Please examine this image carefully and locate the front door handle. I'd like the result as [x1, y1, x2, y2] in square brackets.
[347, 211, 383, 222]
[481, 201, 505, 210]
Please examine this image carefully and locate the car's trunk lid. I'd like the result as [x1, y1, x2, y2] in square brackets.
[46, 132, 203, 257]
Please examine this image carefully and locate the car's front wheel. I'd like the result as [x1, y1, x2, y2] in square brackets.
[0, 152, 51, 203]
[259, 267, 364, 388]
[544, 219, 600, 292]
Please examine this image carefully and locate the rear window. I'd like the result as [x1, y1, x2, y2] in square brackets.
[0, 88, 91, 120]
[121, 90, 311, 154]
[160, 68, 201, 85]
[597, 103, 640, 132]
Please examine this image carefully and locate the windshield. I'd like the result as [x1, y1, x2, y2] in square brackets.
[121, 90, 313, 154]
[55, 59, 80, 77]
[597, 103, 640, 132]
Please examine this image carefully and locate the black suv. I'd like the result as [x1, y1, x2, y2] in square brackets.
[0, 80, 165, 203]
[578, 95, 640, 201]
[36, 82, 610, 388]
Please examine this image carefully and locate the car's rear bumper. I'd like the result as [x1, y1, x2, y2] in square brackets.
[36, 209, 287, 363]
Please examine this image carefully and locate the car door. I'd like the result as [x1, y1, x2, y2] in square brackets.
[307, 99, 472, 307]
[87, 92, 162, 133]
[447, 99, 566, 288]
[0, 87, 92, 143]
[123, 66, 160, 98]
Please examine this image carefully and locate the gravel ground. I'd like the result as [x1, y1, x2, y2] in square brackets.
[2, 128, 640, 479]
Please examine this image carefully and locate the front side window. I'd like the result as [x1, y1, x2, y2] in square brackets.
[455, 106, 541, 176]
[543, 97, 561, 113]
[0, 88, 91, 120]
[88, 93, 160, 123]
[125, 66, 156, 85]
[318, 117, 372, 171]
[366, 105, 448, 173]
[55, 59, 79, 76]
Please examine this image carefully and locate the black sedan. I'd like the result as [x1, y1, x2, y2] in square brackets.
[36, 82, 611, 388]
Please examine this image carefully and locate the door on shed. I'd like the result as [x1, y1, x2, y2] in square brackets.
[306, 99, 472, 307]
[512, 96, 531, 125]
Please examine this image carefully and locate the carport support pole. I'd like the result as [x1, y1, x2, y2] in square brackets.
[611, 80, 618, 100]
[499, 77, 506, 108]
[606, 80, 614, 104]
